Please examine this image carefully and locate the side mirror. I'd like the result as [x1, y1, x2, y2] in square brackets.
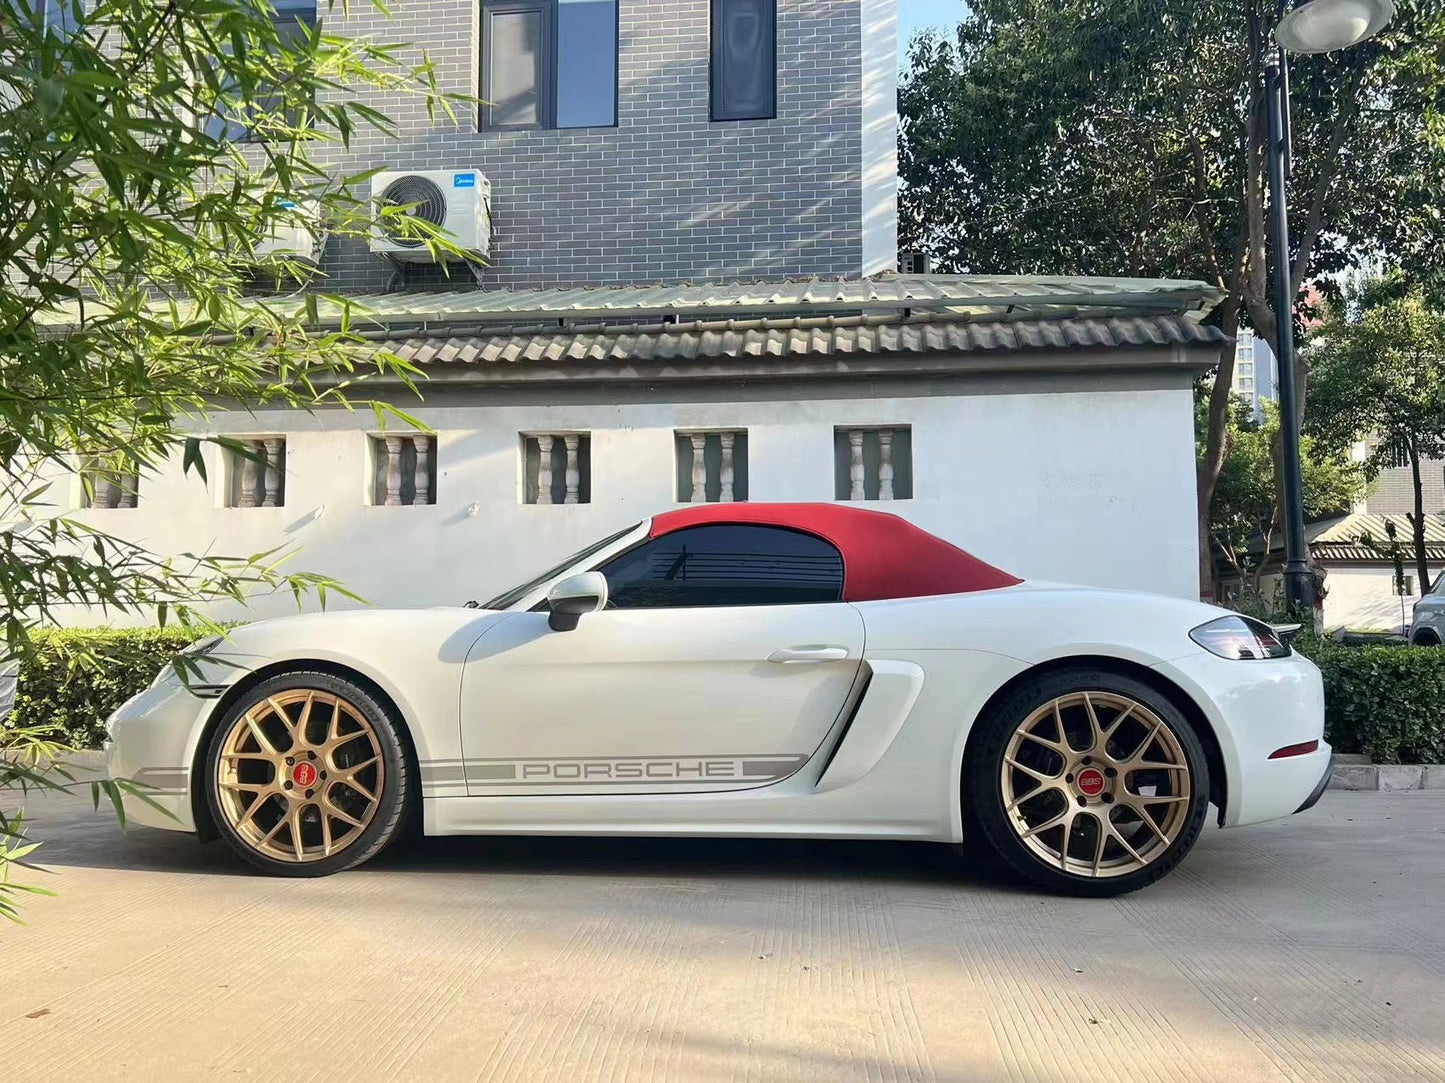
[547, 571, 608, 631]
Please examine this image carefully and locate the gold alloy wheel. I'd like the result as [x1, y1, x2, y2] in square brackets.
[1000, 691, 1192, 879]
[215, 689, 385, 863]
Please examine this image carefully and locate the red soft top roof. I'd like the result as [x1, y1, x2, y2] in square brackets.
[648, 503, 1021, 602]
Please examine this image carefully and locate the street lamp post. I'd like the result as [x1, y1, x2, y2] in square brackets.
[1264, 0, 1395, 616]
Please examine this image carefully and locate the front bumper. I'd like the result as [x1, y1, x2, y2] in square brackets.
[102, 673, 216, 833]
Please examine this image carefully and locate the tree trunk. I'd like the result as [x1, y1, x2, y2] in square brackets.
[1411, 446, 1429, 593]
[1197, 298, 1244, 601]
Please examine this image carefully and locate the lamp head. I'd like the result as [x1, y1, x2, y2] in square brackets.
[1275, 0, 1396, 53]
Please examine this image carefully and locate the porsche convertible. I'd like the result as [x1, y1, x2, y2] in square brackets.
[104, 503, 1331, 896]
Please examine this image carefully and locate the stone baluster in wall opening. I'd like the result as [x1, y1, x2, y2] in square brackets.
[383, 436, 404, 506]
[848, 429, 866, 501]
[536, 435, 555, 504]
[878, 429, 895, 501]
[563, 435, 580, 505]
[719, 432, 736, 503]
[690, 433, 707, 502]
[93, 470, 115, 510]
[262, 438, 283, 507]
[412, 435, 432, 505]
[239, 440, 261, 508]
[117, 470, 137, 509]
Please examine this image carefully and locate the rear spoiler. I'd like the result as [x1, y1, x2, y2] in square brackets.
[1270, 622, 1304, 646]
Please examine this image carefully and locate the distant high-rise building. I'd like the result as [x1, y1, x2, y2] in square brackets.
[1232, 328, 1277, 421]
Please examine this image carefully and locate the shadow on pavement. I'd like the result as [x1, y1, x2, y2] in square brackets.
[37, 801, 1019, 892]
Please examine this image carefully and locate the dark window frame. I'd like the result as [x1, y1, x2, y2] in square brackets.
[590, 523, 845, 610]
[709, 0, 777, 122]
[479, 0, 620, 132]
[480, 0, 556, 131]
[204, 0, 319, 144]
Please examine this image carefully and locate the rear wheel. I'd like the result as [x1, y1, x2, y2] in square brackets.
[966, 669, 1210, 897]
[204, 671, 411, 876]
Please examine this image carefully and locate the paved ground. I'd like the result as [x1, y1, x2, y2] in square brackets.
[4, 788, 1444, 1082]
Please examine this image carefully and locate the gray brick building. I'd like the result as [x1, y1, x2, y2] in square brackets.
[1364, 460, 1445, 516]
[301, 0, 897, 290]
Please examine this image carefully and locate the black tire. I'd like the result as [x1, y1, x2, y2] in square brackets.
[964, 667, 1211, 897]
[203, 670, 412, 877]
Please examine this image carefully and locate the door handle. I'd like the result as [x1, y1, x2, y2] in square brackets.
[767, 646, 850, 664]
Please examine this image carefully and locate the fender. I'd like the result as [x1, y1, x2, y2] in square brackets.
[815, 660, 926, 792]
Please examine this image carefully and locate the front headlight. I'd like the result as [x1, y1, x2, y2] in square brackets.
[183, 634, 224, 657]
[1189, 615, 1291, 659]
[149, 634, 225, 687]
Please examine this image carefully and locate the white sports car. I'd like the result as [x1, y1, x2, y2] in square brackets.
[105, 503, 1331, 896]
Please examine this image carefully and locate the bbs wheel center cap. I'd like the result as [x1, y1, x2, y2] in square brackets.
[291, 761, 318, 788]
[1075, 767, 1106, 798]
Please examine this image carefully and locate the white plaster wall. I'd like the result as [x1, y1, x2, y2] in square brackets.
[55, 385, 1200, 625]
[1320, 565, 1445, 633]
[859, 0, 898, 276]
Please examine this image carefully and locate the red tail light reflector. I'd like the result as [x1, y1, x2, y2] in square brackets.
[1268, 739, 1320, 760]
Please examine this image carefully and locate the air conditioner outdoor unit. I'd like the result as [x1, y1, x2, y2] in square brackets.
[251, 199, 322, 267]
[369, 169, 492, 263]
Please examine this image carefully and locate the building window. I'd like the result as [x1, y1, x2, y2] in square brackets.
[205, 0, 317, 142]
[711, 0, 776, 121]
[370, 435, 437, 506]
[39, 0, 81, 39]
[676, 430, 748, 503]
[523, 433, 590, 504]
[80, 459, 139, 509]
[480, 0, 618, 131]
[227, 438, 286, 508]
[835, 427, 912, 501]
[1398, 575, 1415, 597]
[597, 524, 843, 608]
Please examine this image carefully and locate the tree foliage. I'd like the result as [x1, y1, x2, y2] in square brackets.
[900, 0, 1445, 593]
[1199, 391, 1361, 594]
[1306, 273, 1445, 587]
[0, 0, 465, 916]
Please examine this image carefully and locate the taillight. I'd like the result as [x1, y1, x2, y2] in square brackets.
[1189, 615, 1291, 660]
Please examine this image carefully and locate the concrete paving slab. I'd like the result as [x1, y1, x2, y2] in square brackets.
[1378, 765, 1427, 791]
[3, 789, 1443, 1081]
[1329, 764, 1379, 790]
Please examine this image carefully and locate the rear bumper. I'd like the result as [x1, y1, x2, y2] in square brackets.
[1294, 758, 1333, 815]
[1153, 649, 1328, 829]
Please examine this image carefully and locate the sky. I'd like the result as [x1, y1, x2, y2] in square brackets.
[897, 0, 967, 65]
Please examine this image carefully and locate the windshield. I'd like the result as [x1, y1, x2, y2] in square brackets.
[478, 524, 640, 610]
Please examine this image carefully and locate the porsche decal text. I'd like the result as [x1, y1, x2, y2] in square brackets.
[458, 755, 808, 786]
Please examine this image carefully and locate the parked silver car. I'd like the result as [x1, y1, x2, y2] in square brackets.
[1410, 575, 1445, 645]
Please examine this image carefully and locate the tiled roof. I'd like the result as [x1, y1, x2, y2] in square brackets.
[377, 312, 1225, 367]
[306, 273, 1225, 330]
[1311, 513, 1445, 562]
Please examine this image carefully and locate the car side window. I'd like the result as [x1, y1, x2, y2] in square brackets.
[596, 524, 844, 608]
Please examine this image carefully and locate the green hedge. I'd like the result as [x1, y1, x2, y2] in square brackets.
[7, 627, 1445, 764]
[1296, 636, 1445, 764]
[5, 628, 198, 749]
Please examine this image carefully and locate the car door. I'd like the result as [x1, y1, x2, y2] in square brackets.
[459, 523, 865, 795]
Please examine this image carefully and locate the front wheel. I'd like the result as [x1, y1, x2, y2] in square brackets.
[965, 669, 1210, 897]
[203, 671, 412, 876]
